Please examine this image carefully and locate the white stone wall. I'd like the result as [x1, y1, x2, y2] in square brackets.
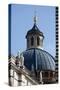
[10, 68, 34, 86]
[9, 56, 36, 86]
[10, 70, 18, 86]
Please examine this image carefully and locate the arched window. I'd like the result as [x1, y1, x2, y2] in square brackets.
[40, 39, 43, 47]
[31, 36, 34, 46]
[44, 71, 48, 77]
[37, 37, 40, 46]
[50, 71, 53, 77]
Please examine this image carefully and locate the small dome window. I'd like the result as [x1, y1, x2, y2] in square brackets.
[31, 36, 34, 46]
[44, 71, 48, 77]
[37, 37, 40, 46]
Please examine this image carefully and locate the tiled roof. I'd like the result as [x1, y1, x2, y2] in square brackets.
[22, 48, 55, 71]
[26, 24, 44, 38]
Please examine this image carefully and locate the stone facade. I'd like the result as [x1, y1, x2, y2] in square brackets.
[8, 56, 38, 86]
[26, 35, 43, 49]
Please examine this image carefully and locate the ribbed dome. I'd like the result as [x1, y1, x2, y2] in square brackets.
[26, 24, 44, 38]
[22, 48, 55, 71]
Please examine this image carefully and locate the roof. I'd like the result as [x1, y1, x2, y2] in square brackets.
[26, 24, 44, 38]
[9, 57, 39, 85]
[22, 48, 55, 71]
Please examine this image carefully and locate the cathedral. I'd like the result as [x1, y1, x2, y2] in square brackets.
[9, 15, 56, 86]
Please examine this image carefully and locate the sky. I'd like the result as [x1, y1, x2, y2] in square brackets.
[10, 4, 56, 57]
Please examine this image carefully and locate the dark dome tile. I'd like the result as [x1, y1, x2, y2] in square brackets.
[22, 48, 55, 71]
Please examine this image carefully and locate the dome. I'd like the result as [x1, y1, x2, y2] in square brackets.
[26, 24, 44, 38]
[22, 48, 55, 71]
